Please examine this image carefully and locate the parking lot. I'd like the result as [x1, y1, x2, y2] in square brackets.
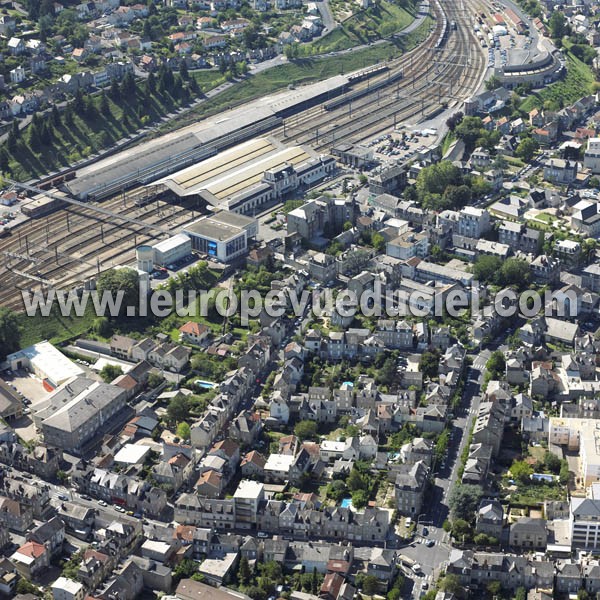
[366, 129, 438, 165]
[3, 368, 49, 405]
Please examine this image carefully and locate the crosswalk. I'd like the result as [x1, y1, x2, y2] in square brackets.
[472, 350, 491, 371]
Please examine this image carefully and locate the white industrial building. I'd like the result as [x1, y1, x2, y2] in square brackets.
[6, 341, 84, 390]
[183, 212, 258, 263]
[152, 233, 192, 267]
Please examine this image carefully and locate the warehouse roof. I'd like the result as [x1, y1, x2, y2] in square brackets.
[7, 341, 84, 387]
[209, 211, 256, 230]
[153, 233, 191, 254]
[160, 137, 311, 201]
[184, 216, 246, 242]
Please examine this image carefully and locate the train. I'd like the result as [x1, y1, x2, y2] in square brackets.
[323, 70, 404, 111]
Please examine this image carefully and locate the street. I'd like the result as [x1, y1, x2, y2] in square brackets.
[398, 352, 487, 598]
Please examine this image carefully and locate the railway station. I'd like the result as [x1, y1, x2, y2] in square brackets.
[62, 75, 351, 203]
[157, 136, 336, 215]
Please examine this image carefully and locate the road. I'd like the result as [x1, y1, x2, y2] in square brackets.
[398, 352, 487, 598]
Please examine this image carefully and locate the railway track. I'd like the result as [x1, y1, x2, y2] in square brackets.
[0, 0, 490, 312]
[0, 191, 203, 310]
[277, 0, 486, 149]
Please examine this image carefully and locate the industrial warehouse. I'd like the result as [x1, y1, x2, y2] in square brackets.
[158, 137, 336, 215]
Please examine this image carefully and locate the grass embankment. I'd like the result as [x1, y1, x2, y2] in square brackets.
[6, 70, 226, 181]
[301, 0, 417, 55]
[17, 304, 99, 348]
[158, 16, 432, 135]
[520, 52, 596, 113]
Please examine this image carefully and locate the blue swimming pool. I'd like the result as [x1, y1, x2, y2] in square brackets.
[195, 380, 217, 389]
[340, 498, 353, 508]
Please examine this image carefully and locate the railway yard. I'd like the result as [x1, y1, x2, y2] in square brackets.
[0, 0, 507, 312]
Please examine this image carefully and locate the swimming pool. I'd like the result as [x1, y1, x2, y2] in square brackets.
[195, 380, 218, 389]
[340, 498, 353, 508]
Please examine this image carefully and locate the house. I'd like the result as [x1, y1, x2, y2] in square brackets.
[543, 158, 578, 185]
[52, 577, 85, 600]
[0, 496, 33, 533]
[240, 450, 266, 478]
[7, 37, 24, 55]
[179, 322, 210, 346]
[26, 516, 65, 557]
[394, 460, 429, 516]
[476, 500, 503, 540]
[509, 518, 547, 550]
[10, 541, 49, 579]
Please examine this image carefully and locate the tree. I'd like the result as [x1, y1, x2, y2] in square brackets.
[73, 89, 85, 114]
[448, 484, 483, 521]
[56, 469, 69, 483]
[167, 394, 191, 425]
[52, 105, 61, 127]
[510, 459, 533, 484]
[11, 119, 19, 139]
[446, 111, 464, 131]
[0, 308, 20, 359]
[438, 574, 462, 595]
[419, 350, 440, 379]
[346, 468, 367, 492]
[514, 587, 527, 600]
[311, 567, 319, 595]
[452, 518, 471, 538]
[96, 267, 140, 318]
[0, 148, 10, 173]
[487, 580, 502, 596]
[180, 60, 189, 80]
[351, 489, 369, 509]
[99, 364, 123, 383]
[7, 130, 17, 151]
[238, 556, 251, 585]
[294, 420, 317, 441]
[515, 137, 538, 162]
[485, 74, 502, 90]
[362, 575, 379, 596]
[500, 258, 531, 289]
[544, 451, 561, 474]
[28, 123, 41, 151]
[486, 350, 506, 378]
[549, 11, 568, 39]
[473, 254, 502, 283]
[110, 79, 121, 101]
[147, 372, 164, 389]
[16, 578, 40, 596]
[100, 91, 110, 116]
[176, 422, 191, 441]
[560, 460, 570, 485]
[173, 559, 198, 581]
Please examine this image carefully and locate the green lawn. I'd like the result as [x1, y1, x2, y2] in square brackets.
[158, 17, 432, 134]
[17, 304, 98, 348]
[191, 70, 228, 93]
[301, 0, 417, 55]
[520, 52, 596, 113]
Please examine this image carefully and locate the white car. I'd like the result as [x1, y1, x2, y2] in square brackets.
[98, 500, 108, 507]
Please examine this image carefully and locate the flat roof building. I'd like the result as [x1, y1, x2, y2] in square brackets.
[183, 212, 257, 263]
[7, 341, 85, 389]
[152, 233, 192, 267]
